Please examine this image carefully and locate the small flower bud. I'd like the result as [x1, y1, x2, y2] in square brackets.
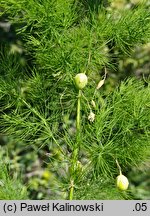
[116, 174, 129, 191]
[74, 73, 88, 90]
[88, 110, 95, 122]
[91, 100, 96, 108]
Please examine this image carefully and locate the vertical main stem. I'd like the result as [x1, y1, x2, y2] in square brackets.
[69, 180, 74, 200]
[69, 90, 81, 200]
[76, 90, 81, 132]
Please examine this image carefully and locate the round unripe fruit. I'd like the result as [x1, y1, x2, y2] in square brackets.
[74, 73, 88, 90]
[116, 174, 129, 191]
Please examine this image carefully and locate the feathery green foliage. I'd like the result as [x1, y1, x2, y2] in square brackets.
[0, 164, 28, 199]
[1, 0, 150, 71]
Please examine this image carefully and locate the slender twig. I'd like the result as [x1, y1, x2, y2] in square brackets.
[76, 90, 81, 131]
[69, 90, 81, 200]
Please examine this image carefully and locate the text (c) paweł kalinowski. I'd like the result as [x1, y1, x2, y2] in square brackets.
[20, 202, 104, 212]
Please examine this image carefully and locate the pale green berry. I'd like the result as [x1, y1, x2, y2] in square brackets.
[116, 174, 129, 190]
[74, 73, 88, 89]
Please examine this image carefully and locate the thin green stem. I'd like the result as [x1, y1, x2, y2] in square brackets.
[69, 180, 74, 200]
[68, 90, 81, 200]
[116, 159, 122, 175]
[82, 92, 91, 110]
[76, 90, 81, 132]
